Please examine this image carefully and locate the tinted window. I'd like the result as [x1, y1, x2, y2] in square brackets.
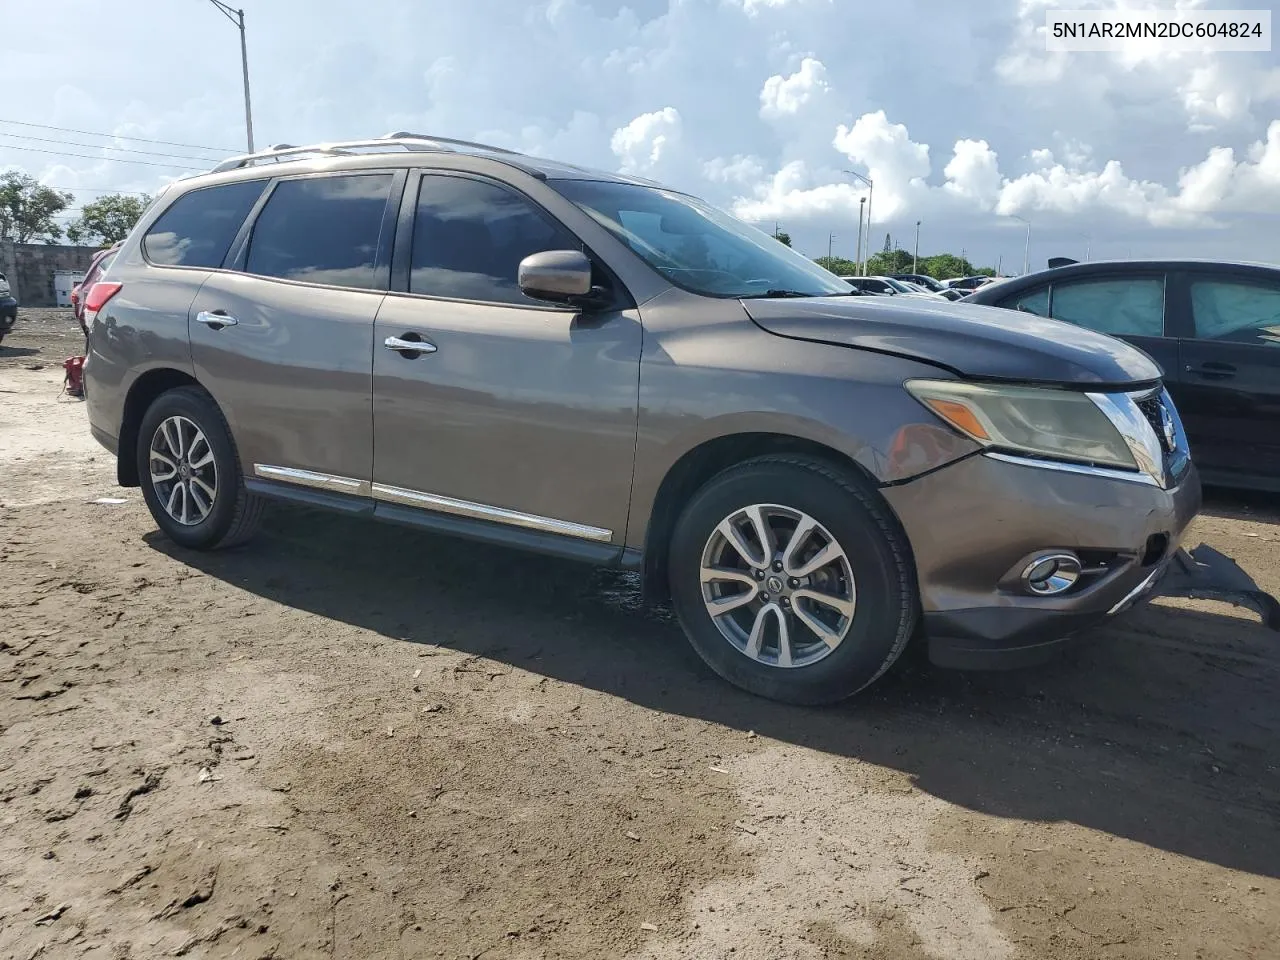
[410, 175, 580, 304]
[1003, 285, 1049, 317]
[143, 180, 266, 267]
[1190, 278, 1280, 347]
[244, 175, 392, 289]
[1050, 278, 1164, 337]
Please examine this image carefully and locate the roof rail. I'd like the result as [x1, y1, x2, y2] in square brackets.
[208, 133, 522, 174]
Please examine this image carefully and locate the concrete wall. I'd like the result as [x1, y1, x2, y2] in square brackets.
[0, 241, 103, 307]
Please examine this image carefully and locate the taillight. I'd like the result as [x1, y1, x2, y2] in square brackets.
[84, 282, 123, 328]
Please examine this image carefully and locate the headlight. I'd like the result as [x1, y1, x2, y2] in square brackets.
[905, 379, 1138, 470]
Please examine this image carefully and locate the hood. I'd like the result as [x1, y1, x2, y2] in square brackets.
[743, 295, 1163, 386]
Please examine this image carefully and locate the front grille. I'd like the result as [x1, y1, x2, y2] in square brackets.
[1135, 392, 1174, 454]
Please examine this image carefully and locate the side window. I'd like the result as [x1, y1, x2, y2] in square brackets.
[244, 174, 393, 290]
[1190, 278, 1280, 347]
[410, 175, 581, 305]
[1050, 278, 1165, 337]
[1002, 285, 1049, 317]
[143, 180, 267, 267]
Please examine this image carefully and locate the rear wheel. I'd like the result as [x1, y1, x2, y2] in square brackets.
[136, 386, 263, 550]
[668, 455, 918, 705]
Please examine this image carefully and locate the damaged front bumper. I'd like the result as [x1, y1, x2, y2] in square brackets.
[1148, 543, 1280, 630]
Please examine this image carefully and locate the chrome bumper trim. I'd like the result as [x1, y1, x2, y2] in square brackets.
[253, 464, 371, 496]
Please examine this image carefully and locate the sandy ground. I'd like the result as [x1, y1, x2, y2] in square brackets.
[2, 309, 1278, 960]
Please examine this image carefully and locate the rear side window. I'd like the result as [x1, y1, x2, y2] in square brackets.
[1050, 278, 1165, 337]
[245, 174, 393, 290]
[1003, 285, 1049, 317]
[1190, 278, 1280, 347]
[143, 180, 266, 267]
[409, 175, 580, 305]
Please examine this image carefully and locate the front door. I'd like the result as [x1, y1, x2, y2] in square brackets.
[371, 172, 641, 547]
[1175, 271, 1280, 486]
[190, 171, 399, 492]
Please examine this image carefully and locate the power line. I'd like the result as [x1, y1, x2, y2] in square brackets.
[0, 131, 227, 163]
[0, 143, 207, 170]
[0, 118, 236, 154]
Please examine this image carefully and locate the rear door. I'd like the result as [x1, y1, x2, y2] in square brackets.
[189, 171, 402, 495]
[1174, 269, 1280, 485]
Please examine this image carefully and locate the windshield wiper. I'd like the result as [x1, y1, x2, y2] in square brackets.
[754, 289, 857, 299]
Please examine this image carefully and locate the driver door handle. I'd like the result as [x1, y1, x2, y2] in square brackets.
[384, 335, 438, 355]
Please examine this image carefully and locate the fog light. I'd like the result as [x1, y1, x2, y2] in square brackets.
[1021, 553, 1082, 596]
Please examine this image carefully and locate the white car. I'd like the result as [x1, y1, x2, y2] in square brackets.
[840, 276, 949, 301]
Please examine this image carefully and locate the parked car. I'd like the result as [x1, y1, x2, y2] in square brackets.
[943, 275, 996, 293]
[81, 134, 1265, 704]
[841, 276, 947, 300]
[889, 274, 966, 301]
[0, 271, 15, 343]
[964, 259, 1280, 492]
[71, 242, 123, 337]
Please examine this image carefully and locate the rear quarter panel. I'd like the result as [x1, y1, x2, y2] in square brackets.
[626, 290, 980, 549]
[84, 258, 206, 443]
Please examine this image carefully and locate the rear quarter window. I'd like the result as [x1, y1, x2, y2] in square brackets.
[143, 179, 267, 268]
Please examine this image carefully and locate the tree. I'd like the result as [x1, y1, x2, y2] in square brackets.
[775, 231, 792, 247]
[865, 247, 914, 276]
[0, 171, 74, 244]
[66, 193, 151, 246]
[814, 255, 858, 275]
[916, 253, 977, 280]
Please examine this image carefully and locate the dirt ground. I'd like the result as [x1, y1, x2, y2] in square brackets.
[2, 308, 1278, 960]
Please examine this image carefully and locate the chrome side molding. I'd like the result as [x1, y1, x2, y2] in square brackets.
[253, 464, 371, 495]
[371, 483, 613, 542]
[253, 463, 612, 543]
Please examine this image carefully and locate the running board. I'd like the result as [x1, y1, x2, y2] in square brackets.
[1152, 544, 1280, 630]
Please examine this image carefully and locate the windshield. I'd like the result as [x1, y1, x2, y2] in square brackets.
[911, 275, 944, 291]
[551, 179, 852, 299]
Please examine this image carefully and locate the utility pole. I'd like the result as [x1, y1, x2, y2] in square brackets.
[856, 198, 865, 274]
[1079, 231, 1092, 261]
[1012, 215, 1031, 274]
[996, 254, 1003, 276]
[828, 232, 835, 264]
[206, 1, 255, 152]
[913, 220, 920, 274]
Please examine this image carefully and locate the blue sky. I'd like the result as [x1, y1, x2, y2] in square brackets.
[4, 0, 1279, 271]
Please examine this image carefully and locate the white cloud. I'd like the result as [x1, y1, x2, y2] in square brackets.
[610, 107, 683, 175]
[759, 58, 829, 119]
[943, 140, 1002, 207]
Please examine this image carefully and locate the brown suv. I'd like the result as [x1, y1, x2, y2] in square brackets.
[82, 134, 1222, 704]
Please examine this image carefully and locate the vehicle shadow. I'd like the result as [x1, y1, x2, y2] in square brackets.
[147, 504, 1280, 880]
[0, 346, 39, 359]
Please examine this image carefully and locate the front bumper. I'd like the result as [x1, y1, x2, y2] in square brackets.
[0, 297, 16, 330]
[883, 452, 1213, 669]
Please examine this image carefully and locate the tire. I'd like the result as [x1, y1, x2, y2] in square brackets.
[668, 455, 918, 705]
[136, 386, 264, 550]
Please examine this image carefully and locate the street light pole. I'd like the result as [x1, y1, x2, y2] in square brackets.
[913, 220, 921, 274]
[842, 169, 873, 275]
[206, 0, 255, 152]
[856, 198, 865, 274]
[1012, 215, 1031, 274]
[1079, 231, 1092, 261]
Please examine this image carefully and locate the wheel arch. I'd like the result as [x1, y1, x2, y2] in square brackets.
[640, 431, 896, 602]
[116, 368, 204, 487]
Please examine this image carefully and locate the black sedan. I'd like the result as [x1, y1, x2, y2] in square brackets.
[964, 259, 1280, 492]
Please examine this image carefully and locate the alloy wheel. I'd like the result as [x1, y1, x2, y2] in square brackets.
[148, 415, 218, 526]
[699, 503, 857, 668]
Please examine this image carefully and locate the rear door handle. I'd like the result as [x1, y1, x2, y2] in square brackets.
[1184, 361, 1237, 380]
[384, 334, 437, 356]
[195, 310, 238, 330]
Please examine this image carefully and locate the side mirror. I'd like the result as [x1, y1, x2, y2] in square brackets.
[518, 250, 593, 302]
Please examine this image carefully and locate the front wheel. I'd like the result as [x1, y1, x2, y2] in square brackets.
[668, 455, 918, 705]
[136, 386, 263, 550]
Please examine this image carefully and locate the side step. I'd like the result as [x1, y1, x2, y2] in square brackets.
[1152, 544, 1280, 630]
